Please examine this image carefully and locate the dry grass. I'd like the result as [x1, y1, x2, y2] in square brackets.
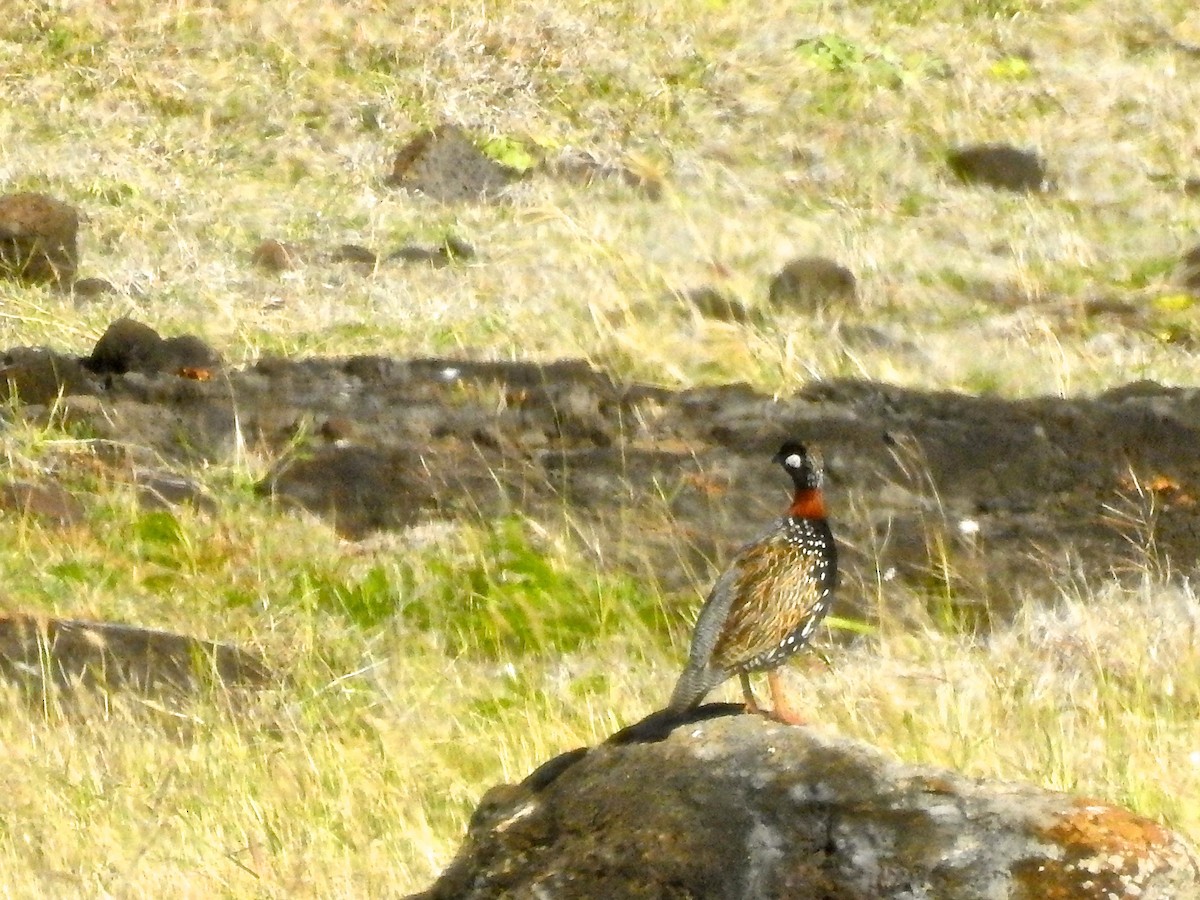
[2, 0, 1200, 895]
[4, 0, 1200, 391]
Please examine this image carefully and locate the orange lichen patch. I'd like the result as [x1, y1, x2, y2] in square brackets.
[177, 366, 214, 381]
[1116, 473, 1197, 508]
[1013, 799, 1196, 899]
[1046, 799, 1172, 855]
[1146, 475, 1180, 494]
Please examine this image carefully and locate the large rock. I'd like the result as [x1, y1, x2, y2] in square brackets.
[415, 710, 1199, 899]
[0, 192, 80, 287]
[768, 255, 858, 312]
[0, 347, 93, 404]
[11, 343, 1200, 621]
[946, 143, 1049, 193]
[82, 317, 222, 376]
[0, 613, 273, 699]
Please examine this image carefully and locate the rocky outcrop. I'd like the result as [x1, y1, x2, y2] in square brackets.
[415, 710, 1199, 900]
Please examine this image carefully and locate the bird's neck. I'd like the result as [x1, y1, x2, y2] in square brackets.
[788, 487, 826, 519]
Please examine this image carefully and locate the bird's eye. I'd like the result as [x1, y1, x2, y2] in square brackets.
[785, 453, 803, 468]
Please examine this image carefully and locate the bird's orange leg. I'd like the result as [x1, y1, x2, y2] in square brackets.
[739, 673, 762, 715]
[765, 669, 807, 726]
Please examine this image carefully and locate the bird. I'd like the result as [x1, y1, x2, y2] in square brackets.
[668, 441, 837, 724]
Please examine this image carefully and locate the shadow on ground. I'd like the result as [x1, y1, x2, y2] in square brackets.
[4, 323, 1200, 679]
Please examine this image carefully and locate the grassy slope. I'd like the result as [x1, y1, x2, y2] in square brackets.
[1, 0, 1199, 895]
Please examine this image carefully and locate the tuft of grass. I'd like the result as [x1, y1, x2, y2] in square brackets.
[397, 518, 670, 657]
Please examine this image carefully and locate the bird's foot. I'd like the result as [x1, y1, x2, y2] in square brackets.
[742, 692, 807, 725]
[763, 669, 809, 726]
[761, 704, 808, 726]
[739, 672, 810, 725]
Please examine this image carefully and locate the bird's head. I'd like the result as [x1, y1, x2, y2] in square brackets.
[773, 441, 823, 490]
[774, 442, 828, 519]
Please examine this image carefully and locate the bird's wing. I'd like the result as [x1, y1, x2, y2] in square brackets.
[710, 534, 831, 671]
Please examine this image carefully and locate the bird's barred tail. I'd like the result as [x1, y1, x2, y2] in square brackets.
[667, 665, 716, 714]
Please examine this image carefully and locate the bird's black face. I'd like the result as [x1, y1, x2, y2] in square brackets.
[774, 441, 822, 489]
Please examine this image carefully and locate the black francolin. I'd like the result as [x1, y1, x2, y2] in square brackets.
[668, 441, 837, 724]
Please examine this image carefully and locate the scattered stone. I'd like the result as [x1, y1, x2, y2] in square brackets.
[416, 710, 1200, 900]
[0, 192, 80, 287]
[331, 243, 378, 266]
[251, 238, 302, 272]
[0, 612, 273, 699]
[947, 143, 1049, 192]
[84, 318, 169, 374]
[253, 240, 379, 273]
[70, 277, 115, 299]
[0, 481, 87, 527]
[675, 286, 755, 324]
[316, 415, 357, 443]
[389, 235, 476, 267]
[83, 318, 221, 377]
[387, 124, 522, 202]
[0, 348, 93, 404]
[768, 255, 858, 311]
[544, 150, 665, 200]
[1084, 296, 1144, 323]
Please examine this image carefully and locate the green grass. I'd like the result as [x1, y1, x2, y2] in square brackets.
[2, 0, 1200, 895]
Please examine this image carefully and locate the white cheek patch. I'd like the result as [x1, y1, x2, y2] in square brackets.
[785, 453, 804, 469]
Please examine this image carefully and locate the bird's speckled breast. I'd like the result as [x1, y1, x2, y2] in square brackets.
[711, 515, 837, 673]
